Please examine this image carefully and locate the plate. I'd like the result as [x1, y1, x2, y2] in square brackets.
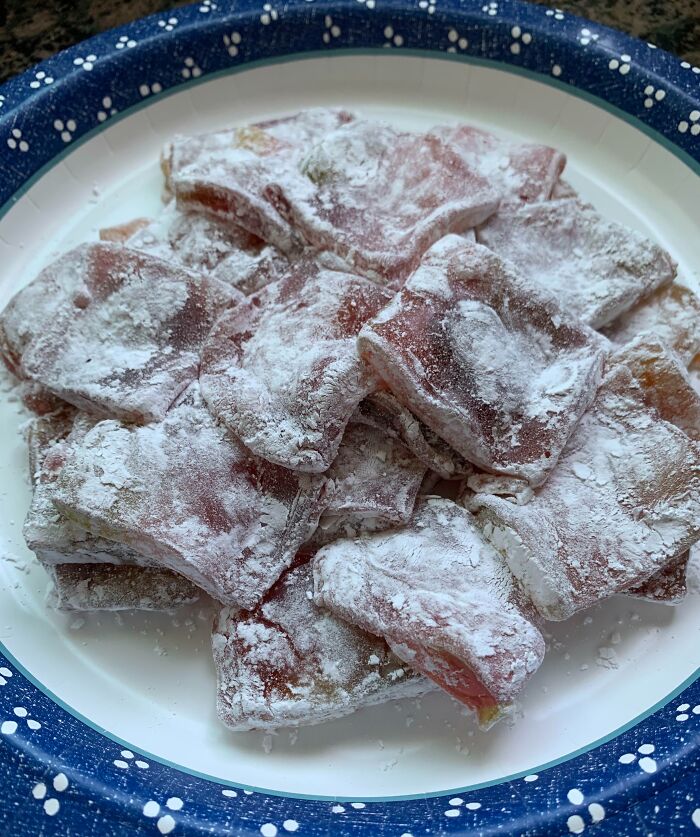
[0, 1, 699, 834]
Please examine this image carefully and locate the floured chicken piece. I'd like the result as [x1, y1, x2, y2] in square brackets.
[471, 365, 700, 620]
[49, 385, 326, 609]
[608, 335, 700, 440]
[213, 561, 431, 730]
[200, 263, 392, 472]
[603, 282, 700, 366]
[309, 422, 426, 545]
[435, 123, 566, 203]
[0, 243, 239, 422]
[48, 564, 201, 612]
[101, 204, 289, 296]
[266, 119, 500, 284]
[358, 236, 607, 486]
[624, 552, 689, 605]
[164, 108, 354, 252]
[477, 199, 676, 328]
[353, 390, 472, 480]
[25, 409, 155, 568]
[313, 498, 545, 726]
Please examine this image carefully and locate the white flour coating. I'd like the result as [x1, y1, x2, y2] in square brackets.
[358, 236, 607, 486]
[106, 201, 290, 297]
[24, 409, 155, 568]
[212, 562, 431, 731]
[352, 391, 472, 480]
[305, 422, 427, 547]
[49, 384, 326, 609]
[471, 365, 700, 620]
[47, 564, 201, 612]
[313, 497, 545, 721]
[477, 199, 676, 328]
[602, 281, 700, 366]
[0, 242, 239, 422]
[433, 123, 566, 203]
[306, 513, 396, 548]
[268, 118, 500, 285]
[166, 109, 355, 253]
[200, 264, 392, 472]
[623, 552, 689, 604]
[608, 334, 700, 440]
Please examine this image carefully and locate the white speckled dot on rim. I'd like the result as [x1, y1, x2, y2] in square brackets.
[0, 55, 698, 800]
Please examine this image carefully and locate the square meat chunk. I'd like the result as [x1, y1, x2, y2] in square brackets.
[358, 236, 607, 486]
[49, 386, 326, 609]
[313, 498, 545, 726]
[471, 366, 700, 620]
[477, 199, 675, 328]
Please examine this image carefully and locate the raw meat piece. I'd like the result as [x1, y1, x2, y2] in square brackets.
[0, 243, 240, 422]
[313, 498, 545, 726]
[353, 391, 472, 480]
[608, 335, 700, 440]
[624, 553, 689, 605]
[476, 199, 676, 328]
[213, 561, 431, 730]
[24, 410, 156, 567]
[307, 422, 427, 546]
[103, 204, 289, 296]
[435, 123, 566, 203]
[27, 409, 199, 606]
[200, 263, 392, 472]
[48, 564, 201, 612]
[471, 365, 700, 620]
[603, 282, 700, 365]
[266, 119, 500, 284]
[358, 236, 608, 486]
[49, 385, 326, 609]
[164, 109, 355, 252]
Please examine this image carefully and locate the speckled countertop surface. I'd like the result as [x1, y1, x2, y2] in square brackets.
[0, 0, 698, 83]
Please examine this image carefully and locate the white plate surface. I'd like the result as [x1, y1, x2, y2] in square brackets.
[0, 54, 698, 799]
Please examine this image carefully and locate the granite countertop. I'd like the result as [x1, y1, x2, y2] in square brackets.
[1, 0, 698, 84]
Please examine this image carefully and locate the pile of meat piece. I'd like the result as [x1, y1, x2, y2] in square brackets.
[3, 109, 699, 732]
